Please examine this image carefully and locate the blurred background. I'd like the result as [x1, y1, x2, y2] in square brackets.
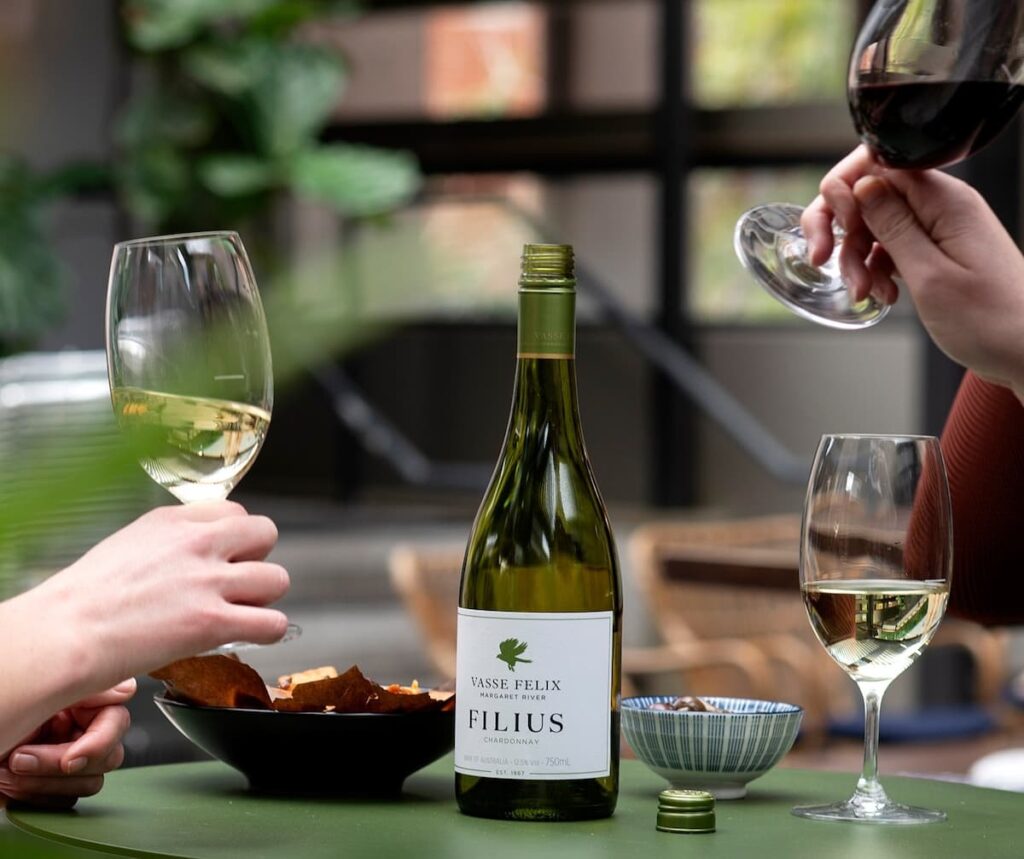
[1, 0, 1022, 786]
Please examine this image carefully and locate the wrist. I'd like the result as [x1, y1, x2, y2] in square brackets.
[24, 574, 104, 703]
[0, 583, 98, 756]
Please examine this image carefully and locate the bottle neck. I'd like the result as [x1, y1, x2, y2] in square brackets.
[510, 287, 583, 446]
[510, 357, 582, 435]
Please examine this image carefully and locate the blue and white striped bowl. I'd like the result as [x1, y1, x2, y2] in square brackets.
[622, 696, 803, 799]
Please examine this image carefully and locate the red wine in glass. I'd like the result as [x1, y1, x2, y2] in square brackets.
[850, 77, 1024, 170]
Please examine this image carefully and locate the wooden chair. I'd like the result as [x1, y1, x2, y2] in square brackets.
[387, 544, 778, 697]
[388, 545, 463, 680]
[628, 514, 1010, 738]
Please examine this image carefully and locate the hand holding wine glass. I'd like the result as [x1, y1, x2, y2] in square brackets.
[735, 0, 1024, 329]
[106, 231, 298, 650]
[800, 148, 1024, 402]
[796, 434, 952, 824]
[0, 501, 290, 779]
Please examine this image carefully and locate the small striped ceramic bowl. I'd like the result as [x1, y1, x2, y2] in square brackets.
[621, 696, 803, 799]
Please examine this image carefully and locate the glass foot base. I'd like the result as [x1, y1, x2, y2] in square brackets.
[734, 202, 890, 330]
[207, 622, 303, 655]
[792, 799, 946, 825]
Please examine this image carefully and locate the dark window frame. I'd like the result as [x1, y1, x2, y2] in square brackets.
[329, 0, 1021, 499]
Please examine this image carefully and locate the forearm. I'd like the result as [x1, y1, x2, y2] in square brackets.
[0, 584, 97, 757]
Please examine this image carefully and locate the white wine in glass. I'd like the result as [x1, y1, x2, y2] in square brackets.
[106, 230, 298, 650]
[110, 388, 271, 504]
[804, 580, 949, 684]
[795, 434, 952, 824]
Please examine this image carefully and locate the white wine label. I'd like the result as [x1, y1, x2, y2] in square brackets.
[455, 609, 614, 780]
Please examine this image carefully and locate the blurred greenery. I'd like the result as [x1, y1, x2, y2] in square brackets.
[693, 0, 854, 107]
[0, 160, 68, 351]
[117, 0, 418, 231]
[0, 217, 475, 578]
[0, 0, 419, 351]
[0, 0, 425, 588]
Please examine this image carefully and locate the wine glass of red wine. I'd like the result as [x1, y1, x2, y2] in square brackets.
[735, 0, 1024, 329]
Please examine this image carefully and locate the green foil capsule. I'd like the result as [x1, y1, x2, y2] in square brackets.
[656, 789, 716, 833]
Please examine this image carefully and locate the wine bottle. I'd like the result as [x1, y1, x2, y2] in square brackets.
[455, 243, 622, 821]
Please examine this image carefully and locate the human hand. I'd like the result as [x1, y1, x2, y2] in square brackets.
[37, 502, 290, 696]
[0, 680, 135, 809]
[801, 145, 1024, 398]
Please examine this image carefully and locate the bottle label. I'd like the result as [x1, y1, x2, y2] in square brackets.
[455, 608, 613, 780]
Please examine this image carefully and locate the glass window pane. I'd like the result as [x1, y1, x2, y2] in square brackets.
[426, 4, 547, 119]
[568, 0, 657, 110]
[688, 167, 822, 322]
[542, 175, 657, 319]
[692, 0, 856, 107]
[339, 175, 543, 321]
[331, 174, 656, 323]
[320, 4, 547, 121]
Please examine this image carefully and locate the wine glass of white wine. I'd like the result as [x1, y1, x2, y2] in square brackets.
[106, 231, 298, 650]
[797, 434, 951, 824]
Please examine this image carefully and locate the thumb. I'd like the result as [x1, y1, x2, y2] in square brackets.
[70, 678, 137, 713]
[854, 175, 942, 282]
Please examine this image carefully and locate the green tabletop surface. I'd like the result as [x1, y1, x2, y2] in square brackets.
[6, 758, 1024, 859]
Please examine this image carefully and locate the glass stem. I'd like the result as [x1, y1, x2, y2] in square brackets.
[854, 680, 890, 809]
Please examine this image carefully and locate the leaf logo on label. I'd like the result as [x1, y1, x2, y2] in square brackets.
[496, 638, 532, 672]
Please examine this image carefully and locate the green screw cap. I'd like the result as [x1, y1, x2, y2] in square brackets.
[656, 789, 716, 833]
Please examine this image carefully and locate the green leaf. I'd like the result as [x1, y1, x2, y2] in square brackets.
[185, 40, 346, 156]
[0, 159, 66, 348]
[247, 0, 360, 37]
[115, 147, 192, 226]
[198, 154, 277, 196]
[122, 0, 281, 51]
[33, 163, 114, 201]
[182, 40, 266, 96]
[116, 90, 214, 150]
[287, 144, 421, 216]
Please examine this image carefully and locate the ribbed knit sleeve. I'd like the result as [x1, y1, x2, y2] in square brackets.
[941, 372, 1024, 625]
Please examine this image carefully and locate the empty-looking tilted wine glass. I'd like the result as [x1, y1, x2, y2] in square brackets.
[797, 434, 951, 824]
[106, 231, 298, 650]
[735, 0, 1024, 328]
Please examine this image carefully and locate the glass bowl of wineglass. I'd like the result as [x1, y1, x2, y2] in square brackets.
[105, 230, 298, 650]
[735, 0, 1024, 328]
[797, 433, 952, 824]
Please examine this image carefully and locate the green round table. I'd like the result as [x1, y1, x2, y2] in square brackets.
[5, 758, 1022, 859]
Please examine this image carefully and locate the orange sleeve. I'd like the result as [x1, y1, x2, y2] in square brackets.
[941, 371, 1024, 625]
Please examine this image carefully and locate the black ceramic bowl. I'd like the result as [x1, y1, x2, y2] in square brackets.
[154, 695, 455, 796]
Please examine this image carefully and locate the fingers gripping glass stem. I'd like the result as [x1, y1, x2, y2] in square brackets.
[734, 203, 890, 329]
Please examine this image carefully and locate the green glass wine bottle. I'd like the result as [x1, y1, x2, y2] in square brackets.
[454, 243, 622, 821]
